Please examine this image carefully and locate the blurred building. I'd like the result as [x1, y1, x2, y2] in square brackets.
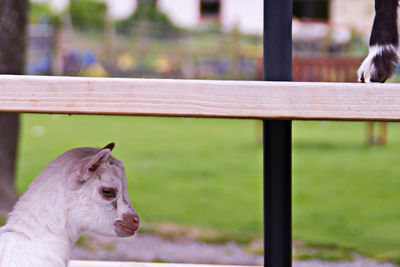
[329, 0, 375, 33]
[153, 0, 374, 35]
[294, 0, 374, 33]
[157, 0, 263, 35]
[31, 0, 376, 35]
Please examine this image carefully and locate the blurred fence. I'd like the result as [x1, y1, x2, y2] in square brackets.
[26, 24, 56, 75]
[292, 56, 362, 82]
[27, 23, 368, 83]
[26, 23, 262, 80]
[258, 56, 363, 82]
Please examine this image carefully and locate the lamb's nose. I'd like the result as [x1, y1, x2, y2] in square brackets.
[123, 213, 140, 231]
[132, 213, 140, 224]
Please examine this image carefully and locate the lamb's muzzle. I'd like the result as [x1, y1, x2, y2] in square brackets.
[115, 213, 140, 237]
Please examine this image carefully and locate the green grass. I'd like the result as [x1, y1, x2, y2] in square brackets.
[294, 242, 356, 262]
[293, 121, 400, 262]
[0, 216, 6, 226]
[15, 114, 400, 262]
[16, 114, 263, 237]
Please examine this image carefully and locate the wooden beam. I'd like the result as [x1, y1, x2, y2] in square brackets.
[1, 75, 400, 121]
[68, 261, 259, 267]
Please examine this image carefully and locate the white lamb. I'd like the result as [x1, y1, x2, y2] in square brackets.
[0, 143, 140, 267]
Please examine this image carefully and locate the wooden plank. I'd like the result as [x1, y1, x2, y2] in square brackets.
[1, 75, 400, 121]
[68, 261, 259, 267]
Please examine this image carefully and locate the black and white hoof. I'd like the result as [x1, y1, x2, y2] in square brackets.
[358, 45, 399, 83]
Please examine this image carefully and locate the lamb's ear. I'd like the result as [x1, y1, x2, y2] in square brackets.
[76, 149, 111, 184]
[103, 142, 115, 151]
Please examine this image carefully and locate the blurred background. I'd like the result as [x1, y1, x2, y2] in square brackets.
[25, 0, 381, 81]
[1, 0, 400, 265]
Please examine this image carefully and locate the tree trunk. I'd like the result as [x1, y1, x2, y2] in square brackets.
[0, 0, 28, 214]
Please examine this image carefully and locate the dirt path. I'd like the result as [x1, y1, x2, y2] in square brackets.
[71, 233, 397, 267]
[72, 233, 263, 265]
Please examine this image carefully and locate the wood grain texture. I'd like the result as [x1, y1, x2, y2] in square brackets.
[1, 75, 400, 121]
[68, 260, 257, 267]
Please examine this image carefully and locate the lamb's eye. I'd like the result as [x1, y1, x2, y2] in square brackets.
[100, 187, 116, 199]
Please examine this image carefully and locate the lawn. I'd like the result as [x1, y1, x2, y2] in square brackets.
[16, 114, 264, 237]
[293, 121, 400, 262]
[14, 114, 400, 262]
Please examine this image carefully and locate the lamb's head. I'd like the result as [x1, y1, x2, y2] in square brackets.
[64, 143, 139, 238]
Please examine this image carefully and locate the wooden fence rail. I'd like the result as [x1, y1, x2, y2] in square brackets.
[69, 261, 257, 267]
[1, 75, 400, 121]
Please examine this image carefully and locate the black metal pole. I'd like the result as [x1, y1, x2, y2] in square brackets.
[263, 0, 292, 266]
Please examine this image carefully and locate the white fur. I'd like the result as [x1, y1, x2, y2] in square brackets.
[357, 44, 398, 83]
[0, 146, 137, 267]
